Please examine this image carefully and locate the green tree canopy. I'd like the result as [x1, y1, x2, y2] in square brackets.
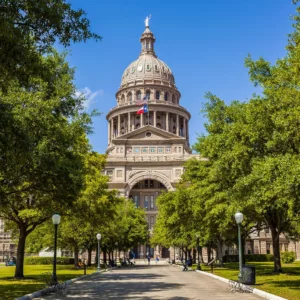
[0, 0, 101, 89]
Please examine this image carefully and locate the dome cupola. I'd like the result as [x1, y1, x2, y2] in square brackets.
[120, 16, 176, 89]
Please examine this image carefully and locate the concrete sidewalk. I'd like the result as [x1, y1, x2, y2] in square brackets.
[36, 265, 262, 299]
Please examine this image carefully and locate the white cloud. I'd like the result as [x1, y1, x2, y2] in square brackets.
[75, 87, 104, 110]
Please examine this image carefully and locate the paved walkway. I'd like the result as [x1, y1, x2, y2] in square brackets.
[37, 265, 262, 300]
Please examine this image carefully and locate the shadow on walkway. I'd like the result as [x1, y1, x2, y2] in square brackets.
[67, 272, 184, 299]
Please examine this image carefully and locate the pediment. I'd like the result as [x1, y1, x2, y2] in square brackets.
[114, 125, 185, 141]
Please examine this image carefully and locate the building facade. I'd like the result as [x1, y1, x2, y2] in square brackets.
[104, 20, 197, 258]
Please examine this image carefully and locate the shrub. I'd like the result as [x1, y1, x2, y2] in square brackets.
[222, 254, 274, 263]
[281, 251, 296, 264]
[25, 256, 75, 265]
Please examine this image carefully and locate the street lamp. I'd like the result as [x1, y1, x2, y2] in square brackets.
[195, 233, 201, 270]
[52, 213, 61, 285]
[96, 233, 101, 272]
[235, 212, 243, 281]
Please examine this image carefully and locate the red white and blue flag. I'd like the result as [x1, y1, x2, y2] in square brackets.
[136, 94, 149, 105]
[136, 104, 148, 115]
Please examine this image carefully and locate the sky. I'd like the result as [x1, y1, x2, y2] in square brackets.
[65, 0, 296, 154]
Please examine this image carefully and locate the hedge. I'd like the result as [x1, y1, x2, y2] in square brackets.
[281, 251, 296, 263]
[222, 254, 274, 263]
[24, 256, 75, 265]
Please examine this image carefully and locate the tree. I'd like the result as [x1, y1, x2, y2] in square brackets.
[0, 52, 91, 278]
[0, 0, 101, 89]
[152, 188, 197, 260]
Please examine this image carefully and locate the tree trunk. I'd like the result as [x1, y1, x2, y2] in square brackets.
[87, 246, 92, 266]
[199, 246, 204, 263]
[15, 224, 27, 278]
[103, 249, 107, 264]
[74, 244, 79, 268]
[270, 226, 282, 273]
[207, 246, 212, 263]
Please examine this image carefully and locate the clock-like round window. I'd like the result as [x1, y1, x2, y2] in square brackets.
[145, 132, 152, 137]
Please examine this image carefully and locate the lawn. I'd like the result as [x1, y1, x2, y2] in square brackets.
[198, 261, 300, 300]
[0, 264, 97, 300]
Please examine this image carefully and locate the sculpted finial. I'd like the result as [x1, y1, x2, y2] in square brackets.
[144, 15, 151, 27]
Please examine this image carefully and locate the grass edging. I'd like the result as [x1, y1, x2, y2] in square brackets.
[195, 270, 287, 300]
[15, 270, 106, 300]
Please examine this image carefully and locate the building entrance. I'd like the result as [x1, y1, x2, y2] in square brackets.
[129, 179, 167, 259]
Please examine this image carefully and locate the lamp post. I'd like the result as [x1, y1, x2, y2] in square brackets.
[235, 212, 244, 282]
[195, 233, 201, 270]
[52, 213, 61, 285]
[96, 233, 101, 272]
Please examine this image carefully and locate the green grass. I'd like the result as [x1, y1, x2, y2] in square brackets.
[0, 264, 97, 300]
[196, 261, 300, 300]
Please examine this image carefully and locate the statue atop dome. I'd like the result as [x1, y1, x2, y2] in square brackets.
[144, 15, 151, 27]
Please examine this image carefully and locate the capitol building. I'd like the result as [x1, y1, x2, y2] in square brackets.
[104, 18, 197, 258]
[104, 19, 300, 261]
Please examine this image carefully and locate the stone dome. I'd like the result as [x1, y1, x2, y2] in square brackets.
[121, 55, 175, 87]
[120, 25, 176, 88]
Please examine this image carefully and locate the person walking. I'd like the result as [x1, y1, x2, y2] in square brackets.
[147, 255, 151, 266]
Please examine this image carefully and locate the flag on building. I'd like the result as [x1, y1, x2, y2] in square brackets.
[136, 94, 149, 105]
[136, 104, 148, 114]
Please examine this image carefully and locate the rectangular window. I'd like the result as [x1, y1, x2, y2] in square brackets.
[142, 147, 148, 153]
[106, 170, 113, 180]
[150, 195, 154, 210]
[144, 196, 149, 210]
[134, 195, 139, 208]
[134, 147, 140, 153]
[158, 147, 163, 153]
[149, 147, 156, 153]
[150, 180, 154, 187]
[145, 180, 148, 188]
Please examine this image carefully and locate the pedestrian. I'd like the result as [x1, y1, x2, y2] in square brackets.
[156, 256, 159, 264]
[147, 255, 151, 265]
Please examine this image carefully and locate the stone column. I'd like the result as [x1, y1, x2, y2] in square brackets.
[166, 112, 169, 132]
[128, 112, 131, 132]
[111, 118, 114, 139]
[118, 114, 121, 136]
[141, 113, 144, 127]
[260, 241, 267, 254]
[154, 111, 157, 128]
[183, 118, 186, 137]
[186, 120, 189, 145]
[108, 119, 111, 145]
[176, 114, 179, 135]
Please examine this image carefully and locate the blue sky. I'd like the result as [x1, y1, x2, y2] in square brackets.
[66, 0, 296, 154]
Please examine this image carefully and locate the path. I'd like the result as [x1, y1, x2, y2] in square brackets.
[36, 265, 262, 299]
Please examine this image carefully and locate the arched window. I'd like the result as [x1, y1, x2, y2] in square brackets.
[121, 94, 125, 103]
[172, 94, 176, 103]
[136, 90, 141, 100]
[155, 91, 160, 100]
[164, 92, 168, 101]
[146, 90, 151, 100]
[128, 92, 132, 103]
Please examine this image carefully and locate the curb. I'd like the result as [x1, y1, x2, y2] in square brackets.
[15, 270, 106, 300]
[195, 270, 287, 300]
